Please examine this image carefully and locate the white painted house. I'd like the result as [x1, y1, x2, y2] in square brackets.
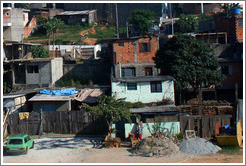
[111, 76, 175, 103]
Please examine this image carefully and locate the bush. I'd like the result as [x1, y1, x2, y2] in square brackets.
[31, 45, 49, 58]
[132, 102, 145, 108]
[175, 133, 184, 141]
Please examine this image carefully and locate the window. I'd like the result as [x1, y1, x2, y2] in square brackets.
[145, 67, 153, 76]
[150, 81, 162, 93]
[139, 42, 150, 52]
[122, 67, 135, 77]
[221, 65, 232, 75]
[238, 21, 243, 27]
[8, 139, 23, 145]
[127, 83, 137, 90]
[118, 42, 124, 47]
[24, 137, 28, 143]
[27, 65, 39, 73]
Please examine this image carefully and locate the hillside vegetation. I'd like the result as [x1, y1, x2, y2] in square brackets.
[25, 23, 121, 45]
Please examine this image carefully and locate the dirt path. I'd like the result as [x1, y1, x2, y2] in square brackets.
[80, 23, 97, 36]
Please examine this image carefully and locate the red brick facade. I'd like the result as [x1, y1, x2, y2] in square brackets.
[220, 61, 243, 89]
[215, 17, 243, 42]
[3, 8, 11, 25]
[113, 37, 158, 64]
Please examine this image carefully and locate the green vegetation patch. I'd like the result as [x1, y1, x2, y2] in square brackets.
[219, 146, 243, 155]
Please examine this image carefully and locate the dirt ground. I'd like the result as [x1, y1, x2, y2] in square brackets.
[2, 137, 243, 164]
[82, 147, 244, 163]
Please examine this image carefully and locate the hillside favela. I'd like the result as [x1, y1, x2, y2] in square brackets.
[2, 2, 244, 164]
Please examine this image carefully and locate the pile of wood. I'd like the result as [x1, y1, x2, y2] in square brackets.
[217, 106, 234, 115]
[178, 100, 233, 115]
[178, 105, 199, 115]
[202, 106, 217, 115]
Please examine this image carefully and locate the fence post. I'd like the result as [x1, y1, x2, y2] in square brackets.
[39, 109, 43, 135]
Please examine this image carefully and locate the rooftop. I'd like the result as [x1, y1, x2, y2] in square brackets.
[57, 10, 96, 16]
[112, 76, 174, 83]
[130, 105, 178, 114]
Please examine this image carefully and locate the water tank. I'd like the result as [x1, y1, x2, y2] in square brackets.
[231, 8, 241, 15]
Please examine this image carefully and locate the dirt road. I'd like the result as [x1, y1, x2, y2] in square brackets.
[3, 137, 243, 164]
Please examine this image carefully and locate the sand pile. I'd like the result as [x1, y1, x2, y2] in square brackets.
[131, 137, 179, 156]
[178, 137, 221, 154]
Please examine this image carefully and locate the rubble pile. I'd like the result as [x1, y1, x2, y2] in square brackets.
[178, 138, 221, 154]
[131, 137, 179, 156]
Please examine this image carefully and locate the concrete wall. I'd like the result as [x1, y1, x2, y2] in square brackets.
[8, 8, 24, 42]
[32, 101, 70, 112]
[51, 58, 63, 85]
[112, 80, 175, 103]
[124, 122, 180, 139]
[63, 61, 111, 85]
[114, 62, 159, 78]
[26, 62, 51, 85]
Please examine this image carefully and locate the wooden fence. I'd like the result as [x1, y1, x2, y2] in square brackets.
[7, 111, 108, 135]
[179, 115, 232, 138]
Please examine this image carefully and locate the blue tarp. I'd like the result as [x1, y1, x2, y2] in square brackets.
[40, 88, 78, 96]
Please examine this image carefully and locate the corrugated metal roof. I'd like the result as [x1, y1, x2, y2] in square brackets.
[112, 76, 174, 83]
[29, 88, 106, 103]
[74, 88, 106, 103]
[29, 94, 75, 101]
[57, 10, 96, 16]
[130, 105, 178, 113]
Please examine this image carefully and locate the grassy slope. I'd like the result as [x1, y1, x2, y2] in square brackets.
[24, 23, 120, 45]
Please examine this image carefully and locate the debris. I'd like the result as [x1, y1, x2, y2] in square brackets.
[178, 137, 221, 154]
[131, 137, 179, 157]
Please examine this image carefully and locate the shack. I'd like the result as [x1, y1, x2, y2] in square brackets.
[56, 10, 97, 25]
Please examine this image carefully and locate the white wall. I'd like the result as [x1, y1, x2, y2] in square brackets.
[51, 57, 63, 86]
[111, 80, 175, 103]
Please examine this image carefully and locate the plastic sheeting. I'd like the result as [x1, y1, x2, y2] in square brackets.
[40, 88, 78, 96]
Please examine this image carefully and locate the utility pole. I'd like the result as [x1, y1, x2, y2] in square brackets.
[115, 3, 119, 39]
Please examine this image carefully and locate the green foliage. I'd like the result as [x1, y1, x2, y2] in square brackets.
[3, 81, 12, 94]
[174, 14, 199, 33]
[30, 45, 49, 58]
[219, 146, 243, 155]
[14, 3, 30, 9]
[132, 102, 145, 108]
[175, 133, 184, 140]
[82, 96, 136, 132]
[129, 9, 156, 35]
[55, 76, 86, 87]
[198, 14, 213, 21]
[154, 34, 224, 91]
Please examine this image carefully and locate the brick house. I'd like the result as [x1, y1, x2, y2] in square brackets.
[3, 7, 37, 41]
[108, 36, 175, 103]
[199, 15, 243, 43]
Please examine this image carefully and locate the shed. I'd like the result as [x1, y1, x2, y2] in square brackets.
[56, 10, 97, 25]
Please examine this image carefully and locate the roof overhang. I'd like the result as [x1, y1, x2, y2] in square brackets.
[112, 76, 174, 83]
[130, 105, 178, 114]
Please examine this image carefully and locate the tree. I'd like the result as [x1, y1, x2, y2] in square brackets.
[174, 14, 199, 33]
[129, 9, 156, 35]
[38, 17, 64, 55]
[154, 34, 224, 93]
[82, 96, 136, 133]
[14, 3, 30, 9]
[31, 45, 49, 58]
